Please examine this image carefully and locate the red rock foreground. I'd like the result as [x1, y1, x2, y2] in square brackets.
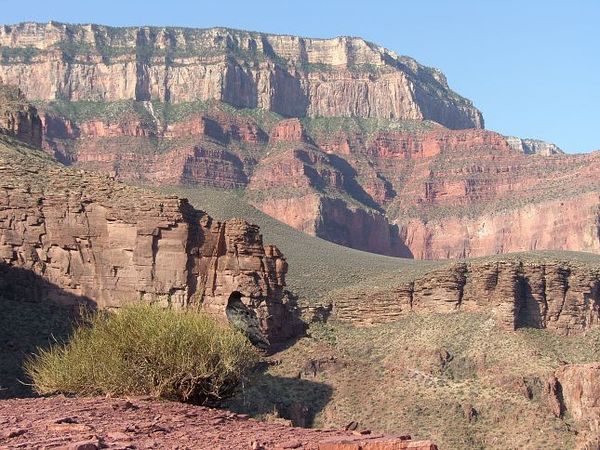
[0, 397, 437, 450]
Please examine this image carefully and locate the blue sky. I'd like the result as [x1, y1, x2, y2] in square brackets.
[2, 0, 598, 153]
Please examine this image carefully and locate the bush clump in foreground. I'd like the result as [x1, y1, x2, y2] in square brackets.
[25, 304, 259, 405]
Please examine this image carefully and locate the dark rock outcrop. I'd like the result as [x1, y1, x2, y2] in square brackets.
[0, 84, 41, 147]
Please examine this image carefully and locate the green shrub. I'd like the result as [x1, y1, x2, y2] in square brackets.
[25, 303, 259, 405]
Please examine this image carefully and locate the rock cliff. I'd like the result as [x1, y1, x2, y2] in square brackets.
[505, 136, 564, 155]
[546, 364, 600, 449]
[268, 120, 600, 258]
[0, 84, 41, 147]
[1, 23, 598, 260]
[332, 255, 600, 336]
[0, 22, 483, 129]
[28, 98, 600, 259]
[0, 132, 297, 342]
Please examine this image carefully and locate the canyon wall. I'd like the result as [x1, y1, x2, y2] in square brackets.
[333, 258, 600, 336]
[400, 192, 600, 259]
[1, 23, 598, 261]
[248, 119, 600, 258]
[0, 22, 482, 129]
[30, 100, 600, 259]
[0, 133, 297, 342]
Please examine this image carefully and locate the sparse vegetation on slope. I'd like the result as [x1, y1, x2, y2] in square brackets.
[228, 313, 600, 449]
[301, 116, 438, 138]
[34, 99, 156, 125]
[26, 304, 258, 405]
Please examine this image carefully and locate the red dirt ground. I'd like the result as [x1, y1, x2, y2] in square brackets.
[0, 396, 437, 449]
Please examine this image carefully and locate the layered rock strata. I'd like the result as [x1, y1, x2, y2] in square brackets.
[0, 22, 482, 129]
[1, 23, 598, 260]
[249, 120, 600, 258]
[333, 258, 600, 336]
[31, 101, 600, 258]
[0, 135, 293, 341]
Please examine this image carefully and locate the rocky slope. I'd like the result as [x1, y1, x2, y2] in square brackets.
[232, 311, 600, 450]
[0, 22, 482, 128]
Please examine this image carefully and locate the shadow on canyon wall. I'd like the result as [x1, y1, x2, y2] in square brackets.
[0, 263, 95, 399]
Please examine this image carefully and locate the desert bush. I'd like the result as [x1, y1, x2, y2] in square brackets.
[25, 303, 259, 405]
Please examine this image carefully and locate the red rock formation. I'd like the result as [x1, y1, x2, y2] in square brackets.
[298, 125, 600, 258]
[400, 193, 600, 259]
[270, 118, 308, 143]
[38, 106, 258, 188]
[31, 101, 600, 260]
[165, 112, 268, 143]
[316, 197, 411, 257]
[76, 118, 152, 138]
[359, 128, 512, 160]
[0, 135, 293, 342]
[257, 194, 322, 235]
[546, 364, 600, 449]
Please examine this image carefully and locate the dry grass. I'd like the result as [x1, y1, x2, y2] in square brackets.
[25, 304, 259, 405]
